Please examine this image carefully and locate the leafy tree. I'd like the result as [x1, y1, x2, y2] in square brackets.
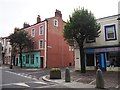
[64, 8, 101, 73]
[8, 29, 33, 68]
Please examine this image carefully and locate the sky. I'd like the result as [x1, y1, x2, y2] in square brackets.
[0, 0, 120, 37]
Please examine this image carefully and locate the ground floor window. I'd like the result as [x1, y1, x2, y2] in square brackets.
[86, 54, 94, 66]
[106, 52, 120, 67]
[31, 54, 34, 64]
[26, 55, 29, 64]
[36, 57, 38, 63]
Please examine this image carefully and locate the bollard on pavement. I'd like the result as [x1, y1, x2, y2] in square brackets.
[65, 67, 71, 82]
[96, 68, 104, 89]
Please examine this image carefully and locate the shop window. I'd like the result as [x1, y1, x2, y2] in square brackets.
[106, 52, 120, 67]
[104, 24, 117, 41]
[86, 54, 94, 66]
[26, 55, 29, 64]
[36, 57, 38, 63]
[31, 54, 34, 64]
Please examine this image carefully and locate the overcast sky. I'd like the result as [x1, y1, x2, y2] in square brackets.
[0, 0, 120, 37]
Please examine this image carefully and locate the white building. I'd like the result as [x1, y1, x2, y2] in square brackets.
[75, 15, 120, 71]
[0, 42, 2, 65]
[0, 37, 12, 65]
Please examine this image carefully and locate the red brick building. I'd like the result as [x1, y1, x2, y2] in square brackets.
[16, 10, 74, 68]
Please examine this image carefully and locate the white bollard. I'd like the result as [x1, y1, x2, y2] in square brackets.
[96, 69, 104, 89]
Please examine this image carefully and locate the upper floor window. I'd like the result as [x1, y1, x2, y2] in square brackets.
[54, 19, 58, 27]
[39, 26, 44, 35]
[104, 24, 117, 41]
[86, 35, 96, 43]
[31, 29, 35, 37]
[39, 40, 44, 49]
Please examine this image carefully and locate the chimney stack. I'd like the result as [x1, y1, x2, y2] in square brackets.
[55, 9, 62, 18]
[14, 27, 19, 32]
[23, 22, 30, 28]
[37, 15, 41, 23]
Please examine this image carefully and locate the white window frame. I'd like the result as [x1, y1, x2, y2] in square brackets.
[31, 28, 35, 37]
[39, 26, 44, 35]
[54, 19, 58, 27]
[86, 36, 96, 43]
[105, 24, 117, 41]
[39, 40, 44, 49]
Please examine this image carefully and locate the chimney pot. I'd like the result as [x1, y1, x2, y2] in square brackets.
[37, 15, 41, 23]
[55, 9, 62, 18]
[23, 22, 30, 28]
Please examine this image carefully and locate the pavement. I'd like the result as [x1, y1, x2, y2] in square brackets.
[42, 68, 120, 89]
[1, 65, 120, 89]
[42, 75, 95, 88]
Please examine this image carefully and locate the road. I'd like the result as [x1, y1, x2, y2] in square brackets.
[0, 66, 56, 89]
[1, 66, 75, 89]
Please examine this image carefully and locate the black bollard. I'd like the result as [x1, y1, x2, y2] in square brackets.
[65, 67, 71, 82]
[10, 65, 13, 69]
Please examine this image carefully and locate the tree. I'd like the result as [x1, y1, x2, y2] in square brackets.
[63, 8, 101, 73]
[8, 29, 33, 68]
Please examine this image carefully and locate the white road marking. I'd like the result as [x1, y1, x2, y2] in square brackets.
[5, 71, 37, 80]
[89, 79, 96, 85]
[75, 78, 81, 82]
[13, 83, 30, 87]
[33, 81, 47, 84]
[1, 81, 47, 87]
[36, 84, 58, 88]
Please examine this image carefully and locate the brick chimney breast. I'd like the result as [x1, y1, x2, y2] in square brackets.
[37, 15, 41, 23]
[23, 22, 30, 28]
[55, 9, 62, 18]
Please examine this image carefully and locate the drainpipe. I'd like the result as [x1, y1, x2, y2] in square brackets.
[44, 20, 48, 68]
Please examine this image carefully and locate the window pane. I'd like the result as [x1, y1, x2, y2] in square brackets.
[86, 35, 95, 43]
[31, 54, 34, 64]
[54, 19, 58, 27]
[106, 27, 114, 33]
[26, 55, 29, 64]
[108, 33, 114, 38]
[39, 40, 43, 48]
[40, 26, 44, 35]
[105, 25, 117, 40]
[31, 29, 35, 37]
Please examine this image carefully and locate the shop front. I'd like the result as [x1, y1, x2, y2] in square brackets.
[84, 46, 120, 71]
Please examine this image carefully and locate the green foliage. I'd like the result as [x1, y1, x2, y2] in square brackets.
[8, 29, 33, 68]
[8, 29, 33, 51]
[63, 7, 101, 73]
[50, 68, 61, 79]
[64, 7, 101, 45]
[65, 67, 71, 82]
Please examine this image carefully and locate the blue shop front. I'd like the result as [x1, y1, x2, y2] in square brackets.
[84, 46, 120, 71]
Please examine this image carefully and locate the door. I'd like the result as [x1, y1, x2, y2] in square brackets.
[96, 53, 106, 71]
[40, 57, 44, 68]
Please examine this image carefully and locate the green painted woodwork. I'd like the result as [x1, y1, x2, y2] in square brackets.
[17, 52, 40, 68]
